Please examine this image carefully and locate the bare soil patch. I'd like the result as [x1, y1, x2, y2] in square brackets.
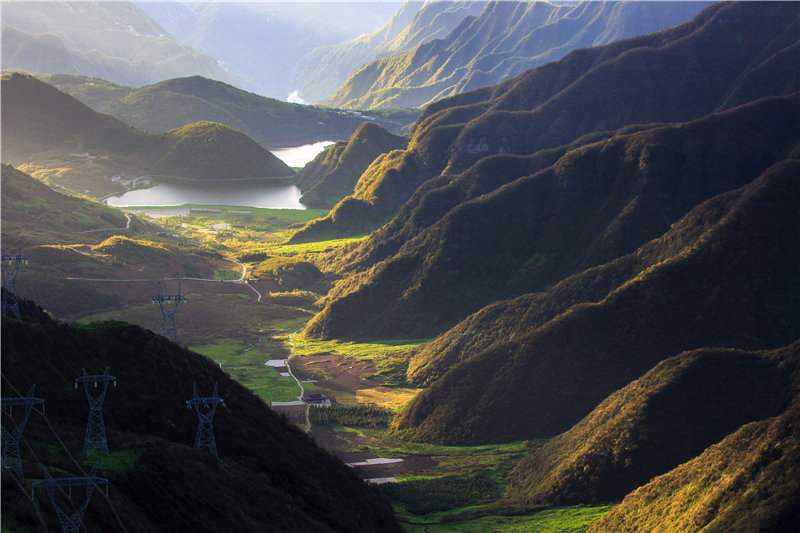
[291, 353, 383, 404]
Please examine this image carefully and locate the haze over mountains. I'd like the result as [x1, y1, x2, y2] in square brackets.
[325, 0, 710, 109]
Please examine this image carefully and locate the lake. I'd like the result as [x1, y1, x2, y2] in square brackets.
[106, 141, 334, 209]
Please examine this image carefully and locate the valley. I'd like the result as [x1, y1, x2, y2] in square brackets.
[2, 2, 800, 532]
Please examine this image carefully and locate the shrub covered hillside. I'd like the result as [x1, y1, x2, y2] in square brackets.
[392, 159, 800, 444]
[295, 122, 408, 209]
[296, 2, 800, 341]
[0, 313, 400, 532]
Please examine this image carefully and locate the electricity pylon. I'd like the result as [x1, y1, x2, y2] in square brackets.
[75, 368, 116, 455]
[186, 382, 226, 458]
[32, 465, 108, 533]
[1, 385, 45, 478]
[153, 281, 187, 344]
[1, 248, 28, 319]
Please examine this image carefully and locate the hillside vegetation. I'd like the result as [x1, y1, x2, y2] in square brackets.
[326, 0, 708, 109]
[1, 315, 400, 532]
[40, 74, 415, 148]
[295, 122, 409, 208]
[291, 1, 486, 103]
[393, 159, 800, 443]
[1, 74, 293, 196]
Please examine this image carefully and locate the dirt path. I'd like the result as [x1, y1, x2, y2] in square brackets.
[286, 333, 310, 431]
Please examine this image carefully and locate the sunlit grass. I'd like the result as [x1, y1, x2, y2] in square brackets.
[192, 338, 302, 403]
[396, 503, 615, 532]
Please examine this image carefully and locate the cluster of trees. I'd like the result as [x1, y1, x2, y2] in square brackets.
[380, 471, 503, 514]
[309, 403, 394, 427]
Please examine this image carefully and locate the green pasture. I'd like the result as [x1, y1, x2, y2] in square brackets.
[290, 337, 430, 384]
[191, 338, 302, 403]
[397, 504, 615, 532]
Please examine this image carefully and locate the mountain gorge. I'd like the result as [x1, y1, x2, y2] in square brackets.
[325, 0, 710, 109]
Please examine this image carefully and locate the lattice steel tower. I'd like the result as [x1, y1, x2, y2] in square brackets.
[153, 281, 187, 344]
[2, 248, 28, 319]
[32, 465, 108, 533]
[186, 382, 226, 458]
[1, 385, 45, 478]
[75, 368, 116, 455]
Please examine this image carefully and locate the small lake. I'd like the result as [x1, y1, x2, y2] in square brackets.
[106, 181, 305, 209]
[107, 141, 334, 209]
[271, 140, 334, 168]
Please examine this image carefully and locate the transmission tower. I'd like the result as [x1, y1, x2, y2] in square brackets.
[153, 281, 187, 344]
[75, 368, 116, 455]
[1, 385, 45, 478]
[2, 248, 28, 319]
[186, 382, 226, 458]
[32, 464, 108, 533]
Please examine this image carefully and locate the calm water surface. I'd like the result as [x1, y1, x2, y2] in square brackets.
[107, 141, 333, 209]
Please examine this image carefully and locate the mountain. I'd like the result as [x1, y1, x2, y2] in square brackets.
[503, 343, 797, 506]
[294, 1, 800, 339]
[0, 1, 233, 88]
[326, 0, 710, 109]
[304, 93, 800, 341]
[392, 158, 800, 444]
[0, 316, 400, 532]
[295, 122, 409, 208]
[151, 121, 293, 180]
[38, 74, 414, 149]
[1, 74, 292, 196]
[291, 1, 486, 104]
[137, 1, 401, 100]
[0, 164, 153, 247]
[587, 403, 800, 532]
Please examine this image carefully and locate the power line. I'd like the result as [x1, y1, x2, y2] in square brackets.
[75, 367, 117, 455]
[1, 384, 45, 478]
[186, 382, 226, 458]
[2, 248, 28, 319]
[152, 281, 187, 344]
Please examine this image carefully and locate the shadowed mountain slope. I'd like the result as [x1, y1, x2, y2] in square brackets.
[292, 2, 800, 250]
[391, 158, 800, 444]
[504, 343, 798, 507]
[295, 122, 409, 208]
[0, 1, 233, 88]
[39, 74, 407, 148]
[303, 94, 800, 340]
[292, 1, 486, 103]
[0, 317, 400, 532]
[587, 391, 800, 531]
[0, 164, 143, 246]
[326, 0, 709, 109]
[1, 74, 292, 182]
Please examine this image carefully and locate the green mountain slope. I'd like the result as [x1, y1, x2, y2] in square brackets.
[39, 74, 412, 148]
[291, 1, 486, 103]
[295, 122, 409, 208]
[391, 159, 800, 444]
[1, 74, 293, 195]
[588, 393, 800, 531]
[0, 316, 400, 532]
[152, 121, 293, 180]
[326, 0, 709, 110]
[0, 164, 143, 247]
[0, 1, 233, 88]
[292, 2, 800, 251]
[504, 344, 797, 507]
[303, 94, 800, 340]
